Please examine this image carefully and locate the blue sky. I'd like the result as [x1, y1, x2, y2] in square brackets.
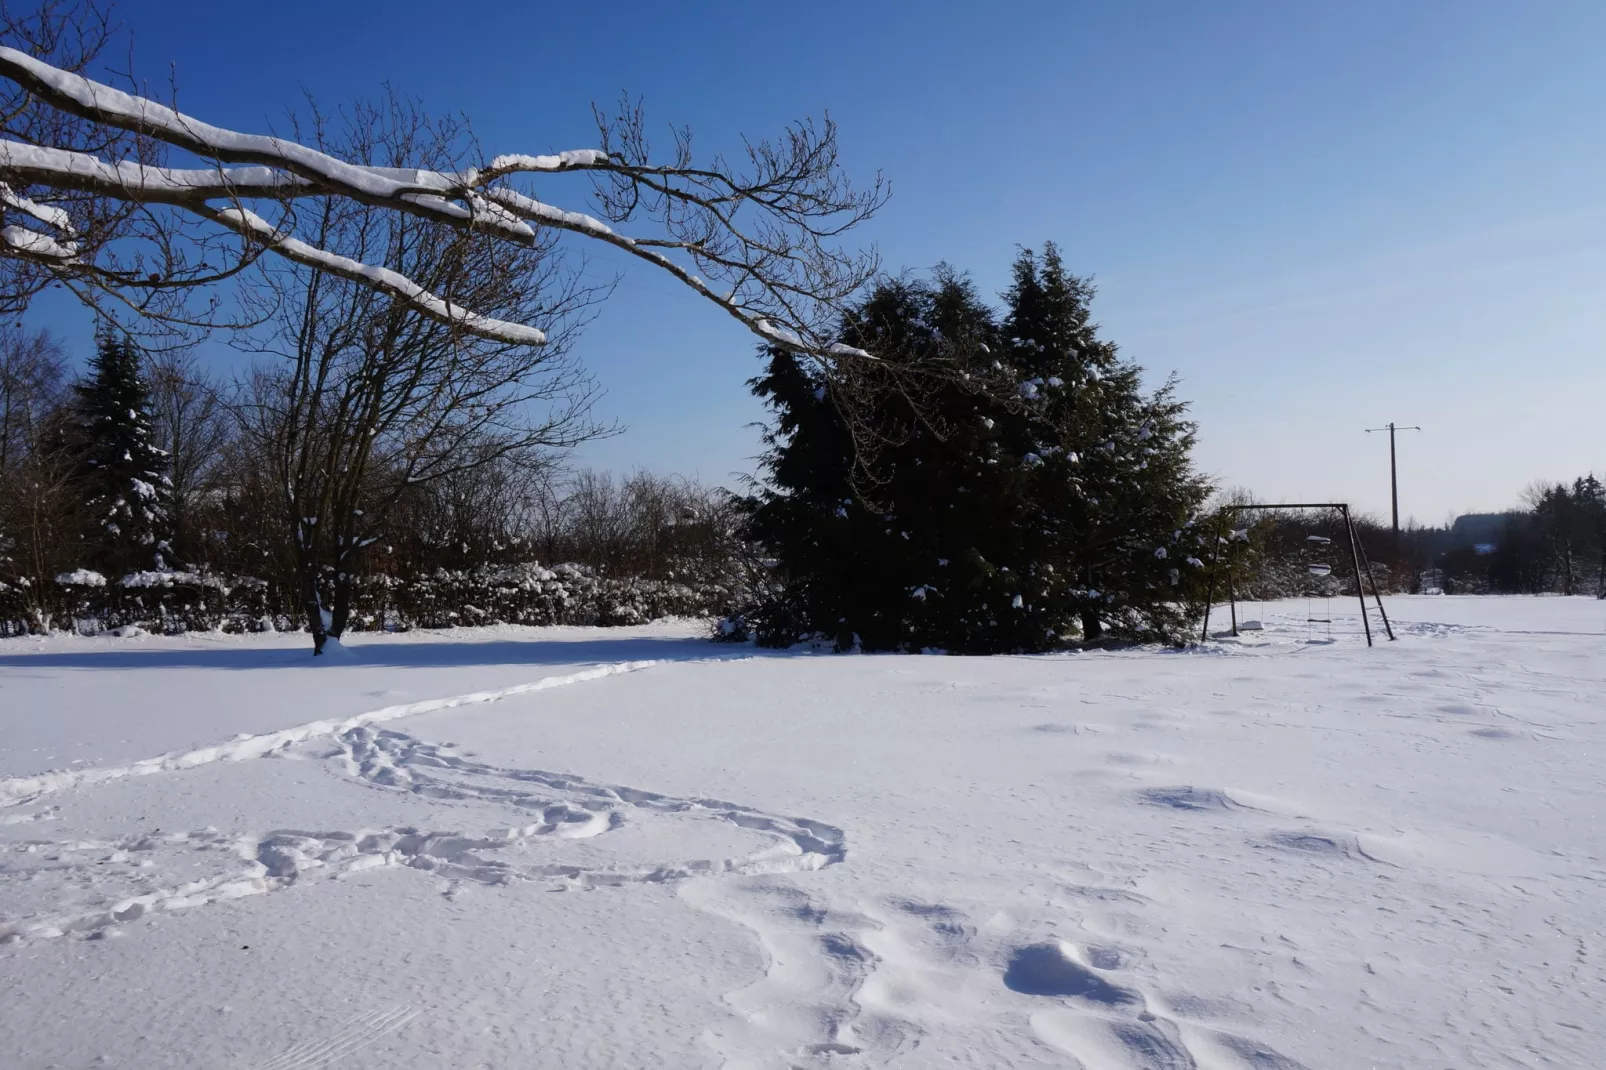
[31, 0, 1606, 523]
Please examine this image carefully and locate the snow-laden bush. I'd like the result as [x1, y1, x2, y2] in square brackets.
[54, 569, 106, 587]
[389, 562, 735, 629]
[0, 561, 742, 637]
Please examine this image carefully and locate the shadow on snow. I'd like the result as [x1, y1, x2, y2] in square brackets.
[0, 633, 738, 672]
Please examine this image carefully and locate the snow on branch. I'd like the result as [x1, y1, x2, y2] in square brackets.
[0, 42, 885, 354]
[200, 206, 548, 346]
[1, 179, 72, 232]
[1, 222, 74, 259]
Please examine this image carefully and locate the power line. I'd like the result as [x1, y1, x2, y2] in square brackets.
[1365, 423, 1422, 537]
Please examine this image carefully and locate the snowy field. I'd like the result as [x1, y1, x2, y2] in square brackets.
[1, 597, 1602, 1069]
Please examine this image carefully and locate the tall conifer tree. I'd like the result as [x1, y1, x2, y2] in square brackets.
[73, 333, 172, 575]
[1002, 244, 1212, 641]
[740, 245, 1213, 652]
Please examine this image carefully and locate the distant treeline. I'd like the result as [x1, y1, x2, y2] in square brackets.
[1415, 476, 1605, 596]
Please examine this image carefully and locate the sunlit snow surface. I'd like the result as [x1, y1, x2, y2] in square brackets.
[1, 599, 1602, 1068]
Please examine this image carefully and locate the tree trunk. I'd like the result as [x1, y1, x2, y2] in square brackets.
[328, 568, 354, 639]
[1080, 564, 1103, 642]
[1080, 609, 1103, 643]
[300, 554, 327, 655]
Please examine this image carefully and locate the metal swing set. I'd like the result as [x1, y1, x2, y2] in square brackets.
[1199, 502, 1396, 647]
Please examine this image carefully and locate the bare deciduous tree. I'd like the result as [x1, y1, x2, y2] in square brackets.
[233, 99, 616, 652]
[0, 324, 79, 628]
[525, 467, 743, 581]
[385, 452, 561, 574]
[0, 323, 63, 467]
[147, 348, 229, 555]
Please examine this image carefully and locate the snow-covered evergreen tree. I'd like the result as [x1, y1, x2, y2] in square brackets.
[742, 272, 1012, 650]
[72, 333, 172, 575]
[739, 246, 1213, 651]
[1001, 244, 1212, 642]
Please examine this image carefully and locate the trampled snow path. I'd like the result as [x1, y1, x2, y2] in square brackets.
[0, 658, 664, 808]
[0, 655, 845, 943]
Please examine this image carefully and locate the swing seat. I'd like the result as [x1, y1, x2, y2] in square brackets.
[1306, 618, 1331, 624]
[1238, 620, 1265, 631]
[1308, 563, 1332, 576]
[1306, 535, 1331, 544]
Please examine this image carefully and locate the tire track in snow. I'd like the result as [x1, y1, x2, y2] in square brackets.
[0, 659, 668, 808]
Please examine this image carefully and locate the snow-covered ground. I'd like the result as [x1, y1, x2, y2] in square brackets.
[2, 597, 1602, 1069]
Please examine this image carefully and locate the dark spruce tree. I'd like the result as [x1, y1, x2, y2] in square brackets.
[1001, 243, 1213, 643]
[737, 245, 1212, 652]
[72, 333, 173, 576]
[742, 271, 1020, 651]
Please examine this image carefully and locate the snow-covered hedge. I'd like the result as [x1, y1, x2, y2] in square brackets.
[0, 562, 743, 637]
[384, 563, 737, 630]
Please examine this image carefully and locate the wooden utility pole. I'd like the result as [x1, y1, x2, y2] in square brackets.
[1365, 423, 1421, 537]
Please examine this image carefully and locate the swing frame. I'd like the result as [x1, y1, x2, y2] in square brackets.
[1199, 503, 1395, 646]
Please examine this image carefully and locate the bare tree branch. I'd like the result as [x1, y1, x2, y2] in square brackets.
[0, 18, 885, 356]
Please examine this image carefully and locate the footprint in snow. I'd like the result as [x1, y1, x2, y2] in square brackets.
[1257, 829, 1384, 864]
[1104, 751, 1178, 767]
[1004, 942, 1139, 1004]
[1016, 943, 1312, 1070]
[1469, 726, 1521, 740]
[1137, 786, 1251, 812]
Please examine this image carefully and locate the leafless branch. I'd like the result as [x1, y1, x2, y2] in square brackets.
[0, 15, 885, 356]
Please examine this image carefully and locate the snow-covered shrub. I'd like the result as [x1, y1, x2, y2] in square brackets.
[382, 562, 737, 630]
[0, 557, 745, 637]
